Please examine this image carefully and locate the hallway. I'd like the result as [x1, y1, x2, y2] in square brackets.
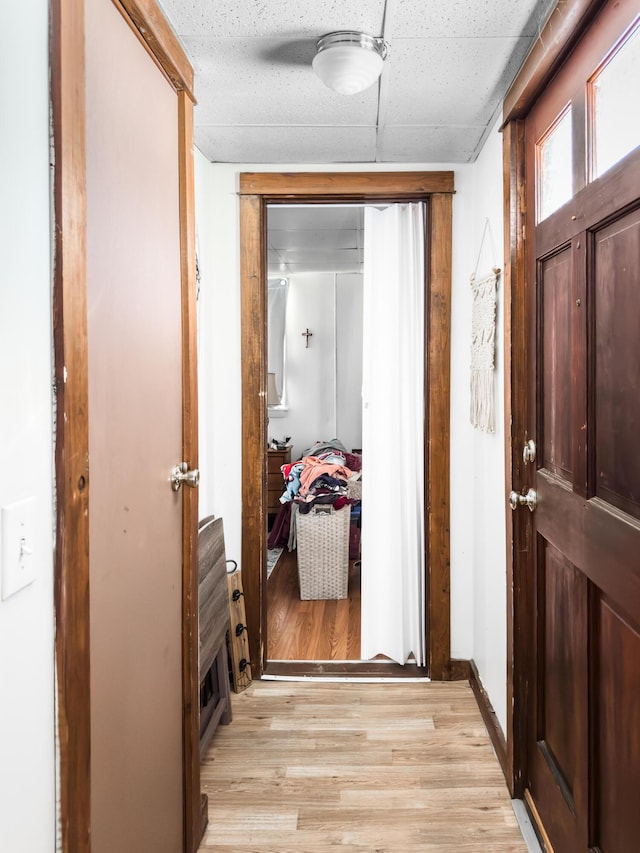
[199, 680, 528, 851]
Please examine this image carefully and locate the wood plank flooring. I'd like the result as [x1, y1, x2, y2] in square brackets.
[267, 548, 361, 660]
[198, 680, 526, 852]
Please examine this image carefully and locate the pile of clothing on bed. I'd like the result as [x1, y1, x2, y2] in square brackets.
[267, 439, 362, 553]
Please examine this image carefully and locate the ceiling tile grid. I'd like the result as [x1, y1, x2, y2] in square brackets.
[158, 0, 556, 164]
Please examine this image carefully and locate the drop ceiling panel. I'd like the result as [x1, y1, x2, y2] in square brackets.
[269, 228, 360, 251]
[275, 248, 363, 266]
[268, 207, 363, 230]
[269, 261, 363, 274]
[384, 37, 531, 126]
[380, 124, 486, 162]
[393, 0, 555, 38]
[188, 38, 379, 126]
[159, 0, 385, 38]
[195, 125, 377, 163]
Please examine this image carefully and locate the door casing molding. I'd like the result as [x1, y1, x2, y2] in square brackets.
[239, 171, 454, 679]
[501, 0, 609, 797]
[51, 1, 200, 850]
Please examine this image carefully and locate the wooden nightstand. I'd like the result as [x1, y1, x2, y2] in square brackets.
[267, 447, 291, 514]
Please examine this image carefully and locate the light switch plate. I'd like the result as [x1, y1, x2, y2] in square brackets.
[1, 497, 36, 601]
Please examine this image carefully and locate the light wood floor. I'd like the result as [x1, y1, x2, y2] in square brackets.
[267, 548, 361, 660]
[198, 680, 527, 852]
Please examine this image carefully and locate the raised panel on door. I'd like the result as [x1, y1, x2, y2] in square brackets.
[529, 538, 587, 852]
[593, 207, 640, 521]
[538, 542, 586, 799]
[538, 246, 574, 481]
[594, 598, 640, 852]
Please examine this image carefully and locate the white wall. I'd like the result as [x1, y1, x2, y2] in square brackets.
[336, 273, 364, 455]
[447, 120, 507, 732]
[468, 120, 508, 733]
[272, 271, 363, 462]
[448, 119, 508, 732]
[195, 148, 219, 524]
[194, 154, 508, 732]
[0, 3, 56, 851]
[448, 164, 476, 664]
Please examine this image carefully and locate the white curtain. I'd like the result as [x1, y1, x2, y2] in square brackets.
[361, 203, 426, 666]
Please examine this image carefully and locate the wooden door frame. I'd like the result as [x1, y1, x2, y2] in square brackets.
[501, 0, 609, 797]
[239, 171, 454, 680]
[51, 2, 201, 850]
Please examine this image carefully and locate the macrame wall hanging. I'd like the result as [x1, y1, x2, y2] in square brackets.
[470, 219, 501, 433]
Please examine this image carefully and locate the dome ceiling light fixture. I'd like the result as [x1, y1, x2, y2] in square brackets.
[312, 31, 389, 96]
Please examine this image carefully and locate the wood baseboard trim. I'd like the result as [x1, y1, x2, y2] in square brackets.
[447, 658, 471, 680]
[264, 661, 429, 678]
[264, 658, 474, 680]
[469, 659, 508, 779]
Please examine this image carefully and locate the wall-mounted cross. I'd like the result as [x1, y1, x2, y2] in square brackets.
[301, 328, 313, 348]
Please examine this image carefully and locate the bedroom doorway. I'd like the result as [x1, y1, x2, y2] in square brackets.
[265, 203, 365, 665]
[265, 201, 427, 668]
[239, 171, 454, 680]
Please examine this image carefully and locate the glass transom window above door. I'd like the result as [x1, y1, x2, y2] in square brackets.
[536, 105, 573, 222]
[589, 18, 640, 180]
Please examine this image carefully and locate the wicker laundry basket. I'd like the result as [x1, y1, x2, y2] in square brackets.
[347, 477, 362, 500]
[296, 505, 350, 600]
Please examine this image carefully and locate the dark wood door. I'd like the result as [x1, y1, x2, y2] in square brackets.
[522, 3, 640, 851]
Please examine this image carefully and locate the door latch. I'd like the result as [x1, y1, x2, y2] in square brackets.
[170, 462, 200, 492]
[509, 489, 537, 512]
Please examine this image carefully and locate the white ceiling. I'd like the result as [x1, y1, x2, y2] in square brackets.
[158, 0, 556, 275]
[158, 0, 556, 164]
